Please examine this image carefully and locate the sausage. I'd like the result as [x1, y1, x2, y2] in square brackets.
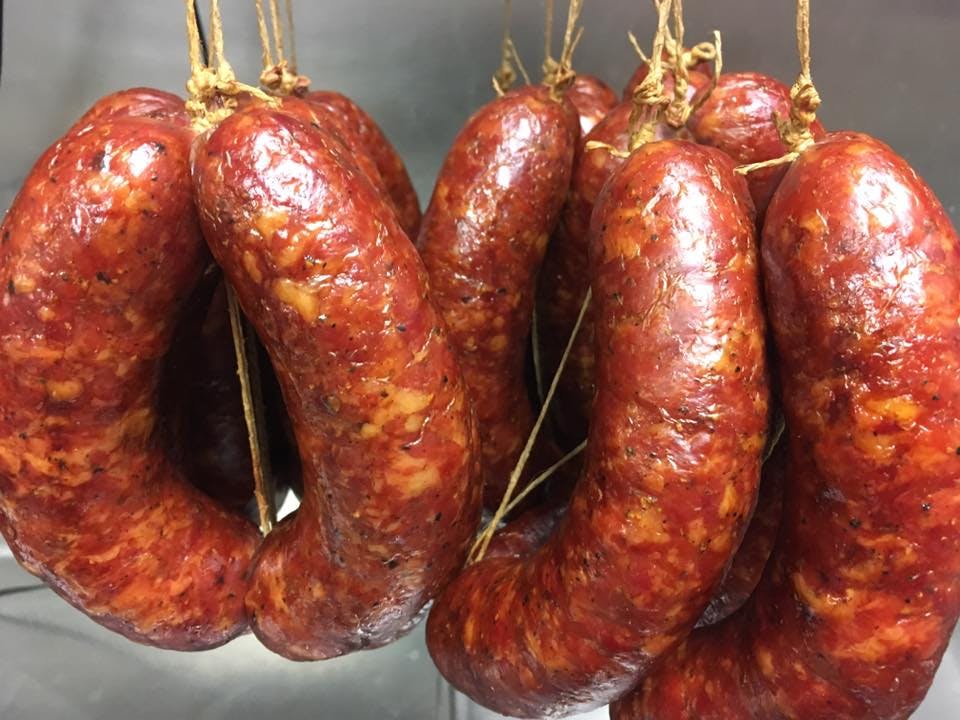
[687, 72, 826, 223]
[416, 84, 579, 509]
[566, 74, 618, 137]
[304, 90, 421, 238]
[623, 52, 713, 101]
[538, 72, 711, 448]
[426, 139, 769, 717]
[697, 441, 785, 627]
[612, 132, 960, 720]
[0, 96, 259, 649]
[192, 101, 482, 660]
[160, 274, 255, 512]
[67, 87, 192, 130]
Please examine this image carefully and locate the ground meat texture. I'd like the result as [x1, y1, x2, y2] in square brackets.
[416, 84, 578, 509]
[426, 140, 769, 718]
[566, 74, 618, 137]
[192, 104, 482, 661]
[612, 133, 960, 720]
[0, 98, 259, 650]
[697, 441, 785, 627]
[686, 71, 826, 223]
[304, 90, 421, 238]
[537, 72, 711, 450]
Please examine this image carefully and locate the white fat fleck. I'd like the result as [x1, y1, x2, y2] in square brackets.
[126, 144, 155, 178]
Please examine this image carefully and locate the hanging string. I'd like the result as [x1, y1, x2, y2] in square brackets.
[184, 0, 276, 131]
[664, 0, 691, 128]
[627, 0, 672, 151]
[737, 0, 821, 175]
[543, 0, 585, 99]
[183, 0, 279, 535]
[285, 0, 298, 72]
[469, 289, 592, 564]
[256, 0, 310, 95]
[493, 0, 517, 95]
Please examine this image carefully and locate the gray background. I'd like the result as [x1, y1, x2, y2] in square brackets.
[0, 0, 958, 219]
[1, 2, 958, 719]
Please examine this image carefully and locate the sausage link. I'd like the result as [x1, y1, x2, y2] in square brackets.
[687, 72, 826, 223]
[697, 441, 785, 627]
[417, 85, 579, 509]
[613, 133, 960, 720]
[427, 140, 769, 717]
[192, 103, 481, 660]
[538, 73, 711, 448]
[304, 90, 421, 238]
[566, 74, 618, 137]
[0, 99, 259, 649]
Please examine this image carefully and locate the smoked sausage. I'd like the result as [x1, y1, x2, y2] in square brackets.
[566, 74, 618, 137]
[537, 72, 710, 448]
[416, 84, 579, 509]
[304, 90, 421, 238]
[427, 139, 769, 717]
[0, 96, 259, 649]
[687, 72, 826, 223]
[192, 102, 481, 660]
[623, 52, 713, 101]
[613, 133, 960, 720]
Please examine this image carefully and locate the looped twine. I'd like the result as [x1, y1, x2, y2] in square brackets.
[777, 78, 820, 153]
[628, 0, 673, 151]
[543, 0, 584, 99]
[260, 62, 311, 96]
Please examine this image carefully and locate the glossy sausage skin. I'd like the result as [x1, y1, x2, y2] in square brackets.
[687, 72, 826, 223]
[417, 85, 578, 509]
[697, 441, 784, 627]
[0, 96, 259, 649]
[192, 104, 482, 660]
[304, 90, 421, 238]
[613, 133, 960, 720]
[538, 73, 711, 448]
[427, 140, 769, 717]
[567, 74, 618, 137]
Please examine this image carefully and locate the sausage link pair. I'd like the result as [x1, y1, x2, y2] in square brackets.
[417, 84, 579, 509]
[427, 140, 769, 717]
[0, 90, 259, 649]
[613, 133, 960, 720]
[304, 90, 421, 238]
[192, 103, 482, 660]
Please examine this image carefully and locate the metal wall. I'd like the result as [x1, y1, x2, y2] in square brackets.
[0, 0, 958, 219]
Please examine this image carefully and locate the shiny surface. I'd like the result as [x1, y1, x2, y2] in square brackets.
[537, 72, 710, 449]
[417, 84, 578, 509]
[687, 71, 826, 222]
[566, 75, 618, 137]
[614, 133, 960, 720]
[427, 141, 768, 718]
[193, 102, 481, 660]
[0, 91, 258, 649]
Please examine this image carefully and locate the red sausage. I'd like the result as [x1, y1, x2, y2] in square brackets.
[0, 97, 259, 649]
[697, 441, 785, 627]
[304, 90, 421, 238]
[192, 103, 481, 660]
[687, 72, 826, 223]
[538, 72, 711, 448]
[613, 133, 960, 720]
[566, 74, 618, 137]
[417, 85, 579, 509]
[426, 140, 769, 717]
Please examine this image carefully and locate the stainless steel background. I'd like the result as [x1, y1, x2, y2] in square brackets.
[1, 1, 959, 719]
